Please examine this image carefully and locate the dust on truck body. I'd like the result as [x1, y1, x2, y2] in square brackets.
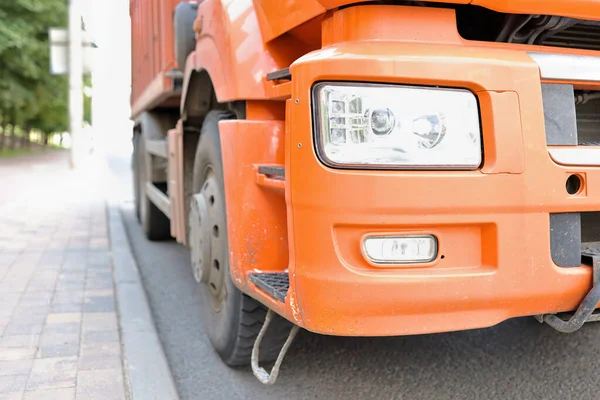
[130, 0, 600, 383]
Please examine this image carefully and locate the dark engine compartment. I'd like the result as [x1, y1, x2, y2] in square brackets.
[365, 1, 600, 51]
[456, 5, 600, 50]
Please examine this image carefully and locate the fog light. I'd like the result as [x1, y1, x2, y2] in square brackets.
[363, 235, 437, 264]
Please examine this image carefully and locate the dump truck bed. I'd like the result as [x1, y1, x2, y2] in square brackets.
[130, 0, 181, 118]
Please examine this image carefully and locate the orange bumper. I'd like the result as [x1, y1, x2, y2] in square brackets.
[222, 5, 600, 336]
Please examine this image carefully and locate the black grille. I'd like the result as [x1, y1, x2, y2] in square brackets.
[577, 112, 600, 145]
[248, 273, 289, 302]
[575, 95, 600, 145]
[541, 22, 600, 51]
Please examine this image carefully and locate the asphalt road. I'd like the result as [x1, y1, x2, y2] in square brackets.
[105, 146, 600, 400]
[120, 205, 600, 400]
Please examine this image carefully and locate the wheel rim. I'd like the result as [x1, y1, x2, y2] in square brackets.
[189, 169, 227, 312]
[189, 192, 210, 283]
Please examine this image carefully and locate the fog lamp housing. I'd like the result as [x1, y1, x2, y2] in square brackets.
[363, 235, 438, 265]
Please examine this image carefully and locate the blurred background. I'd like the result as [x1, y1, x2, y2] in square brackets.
[0, 0, 133, 200]
[0, 0, 132, 166]
[82, 0, 132, 159]
[82, 0, 134, 202]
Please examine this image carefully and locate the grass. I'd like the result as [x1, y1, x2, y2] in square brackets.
[0, 149, 35, 158]
[0, 147, 61, 158]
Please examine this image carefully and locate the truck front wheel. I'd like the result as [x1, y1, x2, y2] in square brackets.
[189, 110, 292, 366]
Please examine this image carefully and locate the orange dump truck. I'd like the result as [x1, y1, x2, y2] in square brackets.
[130, 0, 600, 383]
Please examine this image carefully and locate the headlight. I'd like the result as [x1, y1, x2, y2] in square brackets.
[313, 83, 482, 169]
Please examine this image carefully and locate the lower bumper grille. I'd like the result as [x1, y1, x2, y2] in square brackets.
[542, 83, 600, 146]
[541, 22, 600, 52]
[551, 212, 600, 267]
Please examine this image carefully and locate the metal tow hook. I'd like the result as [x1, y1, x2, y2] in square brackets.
[251, 309, 300, 385]
[538, 252, 600, 333]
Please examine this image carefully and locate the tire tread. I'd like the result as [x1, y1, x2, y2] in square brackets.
[195, 111, 293, 367]
[224, 294, 293, 366]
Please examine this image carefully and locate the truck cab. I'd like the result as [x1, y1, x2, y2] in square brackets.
[130, 0, 600, 383]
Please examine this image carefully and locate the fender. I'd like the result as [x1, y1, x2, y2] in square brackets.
[177, 1, 294, 282]
[181, 0, 284, 116]
[179, 0, 600, 118]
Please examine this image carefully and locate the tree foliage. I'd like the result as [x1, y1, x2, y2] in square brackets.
[0, 0, 91, 144]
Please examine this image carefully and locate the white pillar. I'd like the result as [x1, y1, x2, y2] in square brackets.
[68, 0, 83, 168]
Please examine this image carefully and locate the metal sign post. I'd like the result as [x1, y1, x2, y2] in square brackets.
[49, 28, 95, 76]
[68, 0, 83, 168]
[49, 1, 95, 168]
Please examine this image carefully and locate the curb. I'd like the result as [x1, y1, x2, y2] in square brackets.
[107, 202, 179, 400]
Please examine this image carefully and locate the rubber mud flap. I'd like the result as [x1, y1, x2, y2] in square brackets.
[174, 2, 198, 71]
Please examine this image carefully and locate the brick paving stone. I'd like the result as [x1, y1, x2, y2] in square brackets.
[21, 291, 54, 299]
[41, 322, 80, 337]
[38, 329, 81, 358]
[26, 357, 77, 391]
[75, 368, 126, 400]
[81, 330, 119, 344]
[9, 313, 49, 327]
[0, 359, 34, 376]
[13, 306, 51, 318]
[1, 293, 20, 301]
[84, 278, 113, 290]
[87, 252, 110, 264]
[82, 313, 118, 332]
[0, 347, 37, 361]
[78, 342, 121, 370]
[84, 289, 113, 297]
[0, 374, 29, 394]
[0, 153, 128, 399]
[0, 253, 19, 267]
[0, 334, 40, 348]
[51, 303, 83, 313]
[89, 238, 109, 250]
[83, 296, 115, 313]
[1, 392, 25, 400]
[20, 294, 54, 307]
[3, 323, 45, 337]
[36, 343, 80, 359]
[46, 313, 81, 325]
[52, 291, 84, 305]
[23, 387, 76, 400]
[0, 305, 17, 318]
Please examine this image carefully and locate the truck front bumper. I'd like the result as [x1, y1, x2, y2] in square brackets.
[282, 7, 600, 336]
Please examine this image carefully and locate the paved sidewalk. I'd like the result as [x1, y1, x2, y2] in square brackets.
[0, 151, 127, 399]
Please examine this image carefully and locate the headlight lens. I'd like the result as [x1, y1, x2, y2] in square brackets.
[313, 83, 482, 169]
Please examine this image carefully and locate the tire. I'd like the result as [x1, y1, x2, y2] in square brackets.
[174, 2, 199, 71]
[138, 134, 171, 241]
[189, 110, 293, 366]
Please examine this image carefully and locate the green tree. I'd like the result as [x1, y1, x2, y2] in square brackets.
[84, 75, 93, 125]
[0, 0, 69, 149]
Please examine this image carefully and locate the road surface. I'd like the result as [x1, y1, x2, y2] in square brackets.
[111, 150, 600, 400]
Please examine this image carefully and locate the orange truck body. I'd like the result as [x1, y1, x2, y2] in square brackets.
[130, 0, 182, 117]
[130, 0, 600, 336]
